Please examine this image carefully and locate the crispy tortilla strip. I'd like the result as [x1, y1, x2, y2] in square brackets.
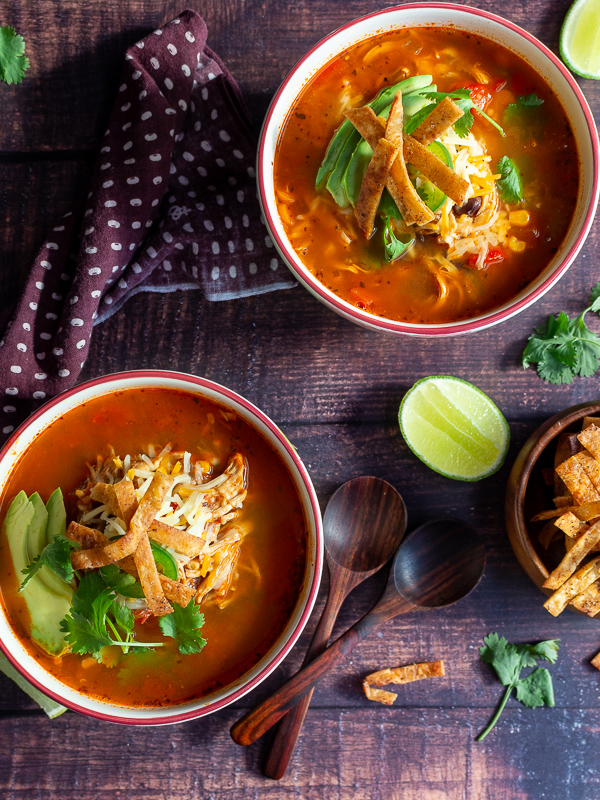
[531, 507, 574, 522]
[555, 456, 600, 505]
[72, 472, 173, 569]
[543, 556, 600, 616]
[355, 137, 399, 237]
[583, 416, 600, 429]
[543, 520, 600, 590]
[90, 480, 137, 526]
[402, 134, 469, 205]
[571, 579, 600, 616]
[554, 495, 573, 508]
[576, 451, 600, 491]
[592, 650, 600, 671]
[133, 534, 173, 617]
[555, 511, 587, 538]
[411, 97, 464, 146]
[538, 520, 559, 550]
[363, 681, 397, 705]
[578, 424, 600, 461]
[67, 521, 194, 607]
[384, 91, 405, 146]
[148, 519, 205, 557]
[344, 106, 434, 226]
[366, 660, 445, 686]
[554, 433, 580, 496]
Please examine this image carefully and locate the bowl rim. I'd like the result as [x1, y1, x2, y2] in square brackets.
[0, 369, 324, 725]
[258, 2, 600, 336]
[505, 401, 600, 593]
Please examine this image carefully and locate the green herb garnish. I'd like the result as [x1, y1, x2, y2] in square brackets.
[0, 26, 29, 85]
[382, 217, 414, 262]
[504, 93, 544, 127]
[477, 633, 560, 741]
[20, 535, 77, 590]
[158, 598, 207, 655]
[522, 282, 600, 384]
[422, 89, 505, 138]
[495, 156, 524, 204]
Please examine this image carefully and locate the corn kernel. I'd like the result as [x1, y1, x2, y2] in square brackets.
[509, 210, 530, 227]
[508, 236, 526, 253]
[127, 468, 135, 480]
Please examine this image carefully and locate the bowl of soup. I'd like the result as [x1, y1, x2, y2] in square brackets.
[0, 371, 323, 724]
[259, 3, 598, 335]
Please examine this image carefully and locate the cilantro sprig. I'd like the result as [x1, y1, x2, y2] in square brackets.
[522, 283, 600, 384]
[495, 156, 524, 204]
[477, 633, 560, 741]
[158, 599, 207, 655]
[421, 89, 505, 138]
[504, 93, 544, 127]
[20, 536, 77, 590]
[0, 26, 29, 85]
[382, 216, 414, 262]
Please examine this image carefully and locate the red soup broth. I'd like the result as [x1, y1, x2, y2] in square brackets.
[0, 387, 308, 707]
[274, 27, 580, 324]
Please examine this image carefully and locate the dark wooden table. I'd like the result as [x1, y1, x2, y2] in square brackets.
[1, 1, 600, 797]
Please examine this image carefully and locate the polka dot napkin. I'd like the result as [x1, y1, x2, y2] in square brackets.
[0, 10, 294, 442]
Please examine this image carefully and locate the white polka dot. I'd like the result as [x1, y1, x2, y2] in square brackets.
[229, 265, 237, 278]
[36, 352, 45, 359]
[22, 323, 30, 331]
[16, 342, 26, 354]
[41, 260, 52, 270]
[245, 239, 254, 251]
[118, 278, 128, 288]
[104, 296, 113, 305]
[85, 209, 93, 216]
[247, 166, 256, 178]
[212, 242, 220, 254]
[3, 426, 14, 435]
[149, 154, 161, 162]
[270, 259, 279, 271]
[122, 122, 132, 132]
[5, 388, 18, 395]
[35, 281, 44, 290]
[138, 91, 147, 101]
[46, 313, 57, 321]
[100, 162, 111, 170]
[228, 241, 235, 253]
[237, 190, 245, 203]
[86, 246, 98, 255]
[208, 72, 216, 81]
[195, 203, 205, 211]
[33, 391, 46, 400]
[163, 231, 173, 243]
[224, 216, 232, 229]
[112, 265, 119, 273]
[29, 302, 38, 311]
[249, 262, 258, 275]
[185, 31, 195, 42]
[132, 221, 141, 229]
[53, 347, 63, 356]
[216, 194, 224, 206]
[243, 215, 249, 227]
[164, 77, 174, 90]
[145, 220, 152, 227]
[51, 293, 62, 301]
[147, 247, 157, 258]
[167, 43, 177, 55]
[163, 260, 172, 272]
[132, 263, 142, 274]
[152, 199, 159, 207]
[3, 405, 15, 413]
[136, 40, 144, 49]
[58, 369, 70, 378]
[204, 220, 214, 232]
[182, 64, 191, 77]
[200, 140, 212, 152]
[123, 141, 133, 151]
[197, 167, 207, 178]
[153, 176, 162, 185]
[165, 107, 176, 115]
[150, 57, 159, 69]
[108, 220, 120, 228]
[46, 242, 58, 250]
[170, 163, 177, 175]
[183, 223, 194, 233]
[121, 103, 131, 112]
[53, 225, 65, 232]
[211, 109, 218, 121]
[111, 242, 122, 251]
[91, 290, 101, 298]
[76, 339, 86, 349]
[124, 158, 136, 165]
[219, 130, 231, 143]
[145, 133, 157, 141]
[10, 365, 21, 373]
[130, 198, 142, 206]
[211, 267, 220, 280]
[202, 88, 208, 100]
[178, 175, 189, 186]
[71, 318, 84, 327]
[105, 200, 117, 208]
[141, 111, 152, 121]
[132, 70, 142, 80]
[179, 100, 187, 111]
[154, 28, 163, 35]
[265, 235, 274, 248]
[89, 267, 101, 276]
[192, 242, 199, 255]
[182, 152, 194, 162]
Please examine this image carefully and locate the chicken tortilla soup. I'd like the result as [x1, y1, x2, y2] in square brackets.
[274, 27, 580, 324]
[0, 387, 308, 708]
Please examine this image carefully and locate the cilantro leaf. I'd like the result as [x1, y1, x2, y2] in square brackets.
[110, 600, 134, 638]
[421, 88, 505, 138]
[477, 634, 560, 741]
[495, 156, 524, 204]
[99, 563, 142, 598]
[60, 611, 113, 657]
[159, 599, 206, 655]
[0, 26, 30, 85]
[504, 94, 545, 129]
[522, 287, 600, 384]
[514, 667, 555, 709]
[20, 535, 77, 591]
[382, 217, 414, 262]
[404, 102, 437, 136]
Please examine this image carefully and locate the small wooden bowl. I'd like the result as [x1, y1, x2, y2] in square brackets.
[505, 401, 600, 602]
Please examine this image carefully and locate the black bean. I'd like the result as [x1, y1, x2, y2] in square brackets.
[453, 196, 483, 218]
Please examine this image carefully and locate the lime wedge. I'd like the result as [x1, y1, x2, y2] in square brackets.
[560, 0, 600, 79]
[0, 652, 67, 718]
[399, 376, 510, 481]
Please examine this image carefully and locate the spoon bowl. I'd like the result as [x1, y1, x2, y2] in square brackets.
[393, 518, 486, 609]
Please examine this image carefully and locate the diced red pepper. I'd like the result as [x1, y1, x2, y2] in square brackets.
[464, 84, 492, 112]
[467, 248, 505, 268]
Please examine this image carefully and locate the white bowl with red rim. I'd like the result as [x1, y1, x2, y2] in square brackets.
[0, 370, 323, 725]
[258, 3, 599, 336]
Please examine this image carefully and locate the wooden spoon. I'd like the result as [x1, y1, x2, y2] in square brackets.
[263, 476, 407, 779]
[231, 518, 485, 747]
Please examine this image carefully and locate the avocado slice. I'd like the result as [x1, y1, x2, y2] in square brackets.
[26, 492, 73, 599]
[4, 492, 71, 657]
[45, 488, 66, 543]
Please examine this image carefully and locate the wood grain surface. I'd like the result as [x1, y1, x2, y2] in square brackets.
[1, 0, 600, 797]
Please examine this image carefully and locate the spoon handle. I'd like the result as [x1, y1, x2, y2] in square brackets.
[231, 591, 409, 747]
[263, 570, 351, 779]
